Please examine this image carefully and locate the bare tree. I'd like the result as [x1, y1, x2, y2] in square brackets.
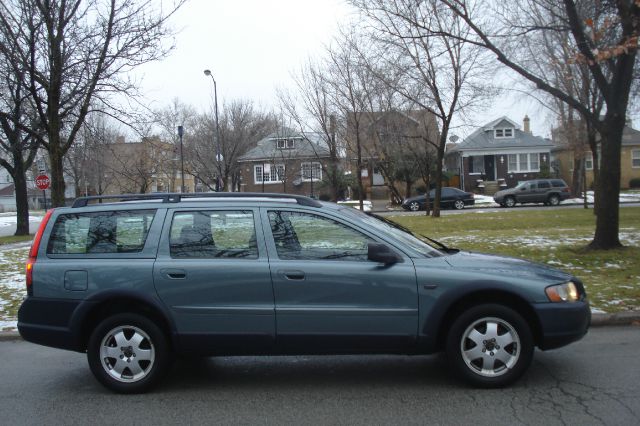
[0, 0, 185, 206]
[433, 0, 639, 249]
[350, 0, 495, 217]
[279, 58, 345, 202]
[0, 25, 39, 235]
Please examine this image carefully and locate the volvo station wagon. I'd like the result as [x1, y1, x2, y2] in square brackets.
[18, 193, 590, 393]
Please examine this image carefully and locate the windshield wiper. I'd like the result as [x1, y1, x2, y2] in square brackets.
[367, 213, 458, 254]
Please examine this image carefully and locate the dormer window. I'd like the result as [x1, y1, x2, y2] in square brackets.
[495, 128, 514, 139]
[276, 138, 295, 149]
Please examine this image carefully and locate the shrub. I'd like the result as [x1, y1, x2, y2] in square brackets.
[630, 178, 640, 189]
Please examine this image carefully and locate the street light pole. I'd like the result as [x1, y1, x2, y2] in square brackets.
[177, 125, 185, 193]
[204, 69, 223, 192]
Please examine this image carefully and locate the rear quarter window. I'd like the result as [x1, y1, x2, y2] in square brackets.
[551, 179, 566, 188]
[47, 210, 156, 254]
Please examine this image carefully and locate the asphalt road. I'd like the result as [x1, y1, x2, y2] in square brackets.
[1, 326, 638, 425]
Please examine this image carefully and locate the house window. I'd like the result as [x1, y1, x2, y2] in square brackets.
[301, 162, 322, 181]
[507, 153, 540, 172]
[585, 152, 594, 170]
[468, 156, 485, 174]
[495, 128, 514, 139]
[254, 164, 285, 184]
[632, 149, 640, 168]
[276, 138, 295, 149]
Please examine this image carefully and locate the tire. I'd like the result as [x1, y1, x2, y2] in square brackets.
[548, 194, 560, 206]
[445, 304, 534, 388]
[504, 196, 516, 208]
[454, 199, 465, 210]
[87, 313, 170, 394]
[409, 201, 421, 211]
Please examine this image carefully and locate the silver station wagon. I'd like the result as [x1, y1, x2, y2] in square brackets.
[18, 193, 590, 393]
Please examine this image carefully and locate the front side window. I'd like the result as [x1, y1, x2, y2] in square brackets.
[301, 162, 322, 181]
[170, 210, 257, 259]
[48, 210, 156, 254]
[469, 156, 485, 174]
[268, 211, 373, 261]
[254, 163, 285, 184]
[507, 153, 541, 172]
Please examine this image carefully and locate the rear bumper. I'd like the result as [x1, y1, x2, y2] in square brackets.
[17, 297, 84, 352]
[533, 301, 591, 350]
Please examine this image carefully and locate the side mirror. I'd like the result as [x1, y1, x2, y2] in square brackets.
[368, 242, 402, 265]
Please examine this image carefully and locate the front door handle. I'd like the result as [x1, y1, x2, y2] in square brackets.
[161, 268, 187, 279]
[278, 270, 305, 280]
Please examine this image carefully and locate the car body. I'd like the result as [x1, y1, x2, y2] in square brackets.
[402, 187, 475, 211]
[493, 179, 571, 207]
[18, 192, 589, 393]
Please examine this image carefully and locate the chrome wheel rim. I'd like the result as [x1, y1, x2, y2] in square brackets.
[454, 200, 464, 209]
[549, 196, 559, 206]
[505, 198, 515, 207]
[410, 202, 420, 211]
[460, 317, 520, 378]
[99, 325, 155, 383]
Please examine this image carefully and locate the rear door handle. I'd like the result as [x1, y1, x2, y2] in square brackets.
[161, 268, 187, 279]
[278, 270, 305, 280]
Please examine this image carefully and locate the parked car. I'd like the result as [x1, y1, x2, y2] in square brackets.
[493, 179, 570, 208]
[19, 192, 589, 393]
[402, 187, 475, 211]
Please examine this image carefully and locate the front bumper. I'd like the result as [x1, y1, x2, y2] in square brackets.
[533, 300, 591, 350]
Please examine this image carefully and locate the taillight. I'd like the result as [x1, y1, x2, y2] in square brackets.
[26, 209, 54, 296]
[562, 188, 569, 192]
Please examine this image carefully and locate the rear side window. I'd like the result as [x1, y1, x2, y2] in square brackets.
[551, 179, 566, 188]
[169, 210, 257, 259]
[48, 210, 156, 254]
[538, 181, 551, 189]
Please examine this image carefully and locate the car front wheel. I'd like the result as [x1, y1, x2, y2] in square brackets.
[87, 313, 170, 393]
[504, 196, 516, 208]
[454, 199, 465, 210]
[446, 304, 534, 388]
[409, 201, 421, 211]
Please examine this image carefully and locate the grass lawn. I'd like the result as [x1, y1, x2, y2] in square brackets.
[0, 234, 33, 246]
[388, 207, 640, 313]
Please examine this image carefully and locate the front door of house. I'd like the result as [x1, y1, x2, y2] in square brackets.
[484, 156, 495, 180]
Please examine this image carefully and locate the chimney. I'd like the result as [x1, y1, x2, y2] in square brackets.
[523, 115, 531, 134]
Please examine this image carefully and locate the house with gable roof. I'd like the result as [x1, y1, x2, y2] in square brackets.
[445, 116, 554, 194]
[237, 128, 331, 197]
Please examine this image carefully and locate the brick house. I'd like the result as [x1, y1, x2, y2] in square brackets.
[238, 129, 331, 197]
[445, 116, 553, 194]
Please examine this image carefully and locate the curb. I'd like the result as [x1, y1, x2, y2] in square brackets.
[1, 312, 638, 343]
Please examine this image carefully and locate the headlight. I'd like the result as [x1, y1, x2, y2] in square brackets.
[545, 281, 580, 302]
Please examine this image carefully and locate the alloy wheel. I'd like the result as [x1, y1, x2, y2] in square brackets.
[99, 325, 155, 383]
[460, 317, 520, 378]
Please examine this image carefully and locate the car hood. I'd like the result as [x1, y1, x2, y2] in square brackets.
[442, 251, 572, 284]
[402, 195, 426, 204]
[494, 188, 515, 197]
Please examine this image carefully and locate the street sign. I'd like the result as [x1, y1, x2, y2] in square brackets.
[35, 174, 50, 190]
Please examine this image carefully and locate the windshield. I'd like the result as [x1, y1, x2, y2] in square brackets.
[338, 207, 441, 257]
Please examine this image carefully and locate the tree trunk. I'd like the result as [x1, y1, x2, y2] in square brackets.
[589, 116, 623, 249]
[49, 142, 67, 207]
[13, 162, 30, 236]
[432, 141, 446, 218]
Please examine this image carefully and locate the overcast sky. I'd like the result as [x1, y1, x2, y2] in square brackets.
[133, 0, 627, 141]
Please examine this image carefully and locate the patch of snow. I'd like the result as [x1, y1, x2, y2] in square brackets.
[0, 321, 17, 331]
[0, 215, 43, 227]
[603, 262, 622, 269]
[590, 308, 607, 314]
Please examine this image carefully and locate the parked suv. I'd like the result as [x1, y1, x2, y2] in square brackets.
[493, 179, 571, 208]
[18, 193, 590, 393]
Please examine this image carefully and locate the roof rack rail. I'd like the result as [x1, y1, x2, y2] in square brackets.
[71, 192, 323, 208]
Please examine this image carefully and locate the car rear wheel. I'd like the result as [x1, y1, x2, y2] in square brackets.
[454, 199, 465, 210]
[409, 201, 421, 211]
[88, 313, 170, 393]
[504, 196, 516, 208]
[446, 304, 534, 388]
[548, 194, 560, 206]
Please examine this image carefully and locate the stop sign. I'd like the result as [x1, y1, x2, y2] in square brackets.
[35, 174, 50, 190]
